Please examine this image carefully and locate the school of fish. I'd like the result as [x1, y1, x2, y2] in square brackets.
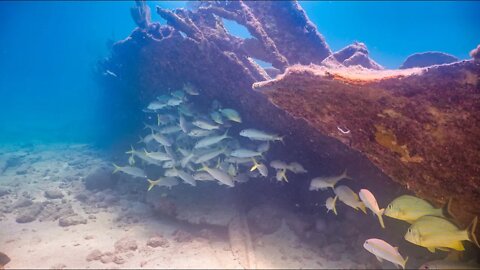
[112, 83, 479, 269]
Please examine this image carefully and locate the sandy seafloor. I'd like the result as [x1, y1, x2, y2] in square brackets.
[0, 143, 378, 269]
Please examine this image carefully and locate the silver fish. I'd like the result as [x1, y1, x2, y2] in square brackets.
[152, 133, 172, 147]
[183, 83, 199, 95]
[192, 119, 220, 130]
[219, 108, 241, 123]
[334, 185, 367, 213]
[200, 165, 234, 187]
[194, 131, 229, 149]
[210, 111, 224, 125]
[257, 142, 270, 153]
[147, 100, 168, 110]
[113, 164, 147, 178]
[363, 238, 408, 269]
[159, 125, 182, 134]
[193, 171, 215, 181]
[144, 149, 172, 161]
[287, 162, 307, 173]
[239, 129, 282, 142]
[188, 128, 214, 137]
[194, 148, 225, 164]
[270, 160, 289, 170]
[167, 97, 183, 106]
[171, 90, 185, 99]
[230, 149, 262, 158]
[179, 115, 189, 133]
[174, 168, 196, 186]
[309, 169, 351, 191]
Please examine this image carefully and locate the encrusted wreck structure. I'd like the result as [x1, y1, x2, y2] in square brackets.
[99, 0, 479, 234]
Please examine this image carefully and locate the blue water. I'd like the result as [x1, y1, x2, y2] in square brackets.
[1, 1, 479, 144]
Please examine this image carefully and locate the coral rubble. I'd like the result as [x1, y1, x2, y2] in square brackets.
[399, 51, 459, 69]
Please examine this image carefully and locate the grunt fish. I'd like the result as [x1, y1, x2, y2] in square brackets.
[275, 168, 288, 182]
[159, 125, 182, 134]
[359, 189, 385, 228]
[113, 163, 147, 178]
[309, 169, 351, 191]
[404, 215, 479, 252]
[183, 83, 199, 95]
[239, 129, 282, 142]
[384, 195, 450, 224]
[257, 142, 270, 153]
[194, 148, 225, 164]
[188, 128, 214, 137]
[325, 196, 338, 215]
[193, 171, 215, 181]
[138, 134, 154, 144]
[287, 162, 307, 173]
[270, 160, 289, 170]
[171, 90, 185, 100]
[219, 108, 242, 123]
[363, 238, 408, 269]
[152, 133, 173, 147]
[250, 158, 268, 177]
[334, 185, 367, 213]
[210, 111, 224, 125]
[174, 168, 196, 186]
[167, 97, 183, 106]
[230, 149, 263, 158]
[144, 149, 172, 161]
[179, 114, 189, 133]
[128, 154, 135, 166]
[147, 100, 168, 110]
[200, 164, 234, 187]
[194, 131, 229, 149]
[192, 119, 220, 130]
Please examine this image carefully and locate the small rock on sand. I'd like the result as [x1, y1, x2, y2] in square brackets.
[58, 215, 87, 227]
[114, 237, 138, 253]
[49, 263, 67, 270]
[172, 229, 193, 243]
[100, 253, 114, 264]
[113, 255, 126, 265]
[12, 198, 33, 209]
[16, 203, 44, 223]
[44, 189, 64, 199]
[0, 188, 10, 197]
[146, 236, 169, 248]
[86, 249, 103, 261]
